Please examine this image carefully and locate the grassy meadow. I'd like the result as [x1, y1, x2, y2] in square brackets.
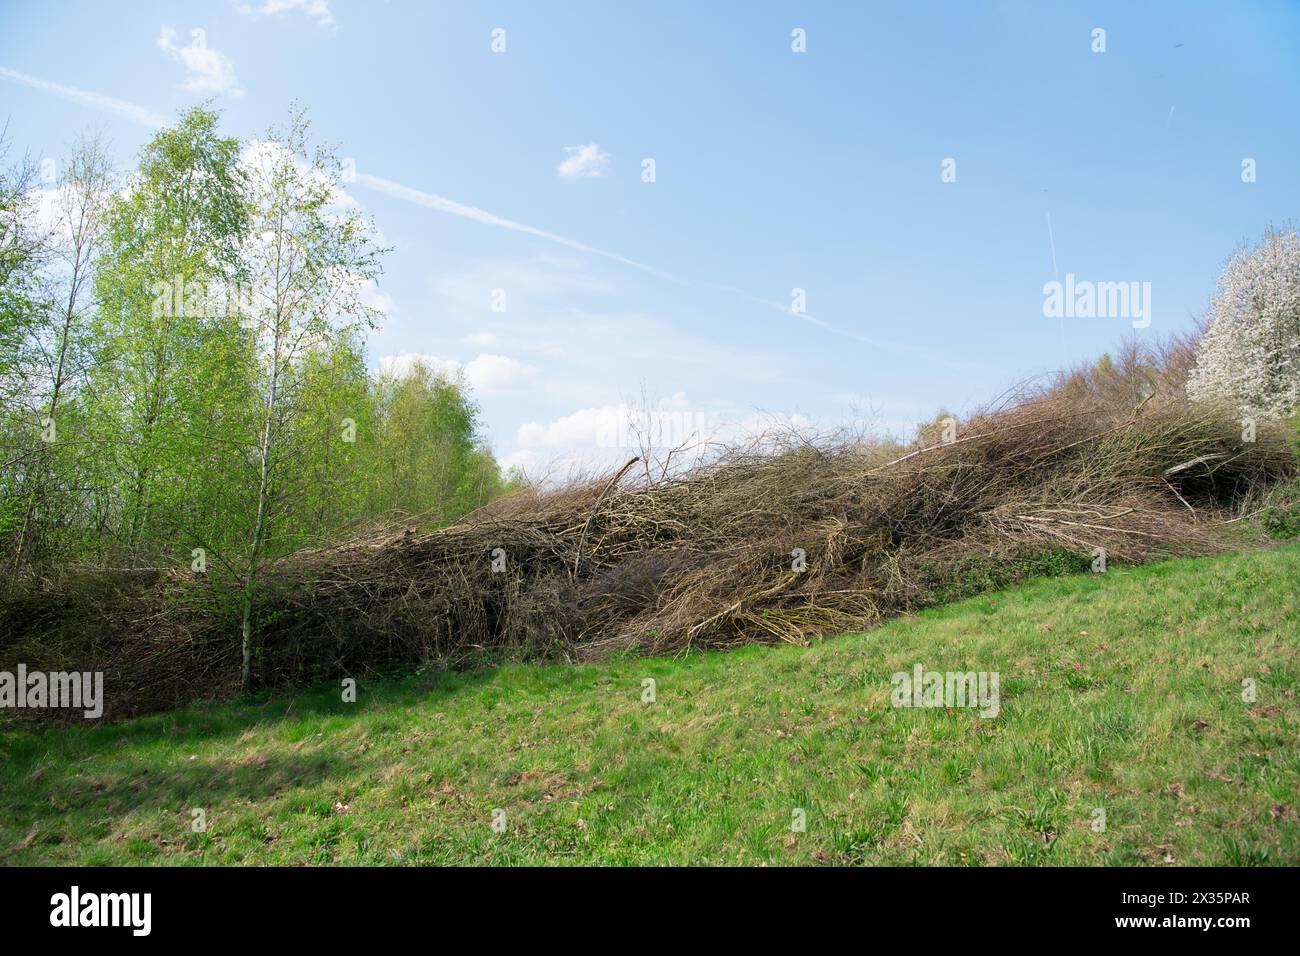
[2, 544, 1297, 866]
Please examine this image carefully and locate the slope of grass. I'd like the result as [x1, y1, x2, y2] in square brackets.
[2, 545, 1298, 866]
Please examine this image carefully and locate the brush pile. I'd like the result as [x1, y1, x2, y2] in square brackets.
[258, 394, 1291, 663]
[2, 391, 1294, 719]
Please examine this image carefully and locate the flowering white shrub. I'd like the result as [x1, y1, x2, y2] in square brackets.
[1186, 228, 1300, 418]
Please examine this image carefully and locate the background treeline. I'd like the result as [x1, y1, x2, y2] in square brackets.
[0, 107, 512, 679]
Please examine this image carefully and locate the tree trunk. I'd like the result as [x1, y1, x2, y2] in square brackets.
[240, 595, 254, 693]
[240, 328, 281, 693]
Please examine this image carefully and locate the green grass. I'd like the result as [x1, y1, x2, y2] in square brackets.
[3, 545, 1298, 866]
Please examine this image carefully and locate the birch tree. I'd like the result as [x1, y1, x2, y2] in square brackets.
[237, 109, 386, 689]
[7, 137, 113, 571]
[0, 132, 43, 381]
[0, 134, 45, 566]
[369, 359, 502, 523]
[89, 107, 251, 564]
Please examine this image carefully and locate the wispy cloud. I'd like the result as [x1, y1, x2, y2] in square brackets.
[0, 66, 167, 129]
[0, 66, 937, 359]
[347, 174, 939, 356]
[157, 26, 243, 98]
[355, 172, 684, 283]
[236, 0, 336, 29]
[348, 177, 894, 342]
[557, 143, 609, 179]
[434, 254, 616, 312]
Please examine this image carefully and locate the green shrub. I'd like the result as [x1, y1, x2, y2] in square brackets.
[1261, 412, 1300, 539]
[1261, 480, 1300, 539]
[918, 548, 1093, 606]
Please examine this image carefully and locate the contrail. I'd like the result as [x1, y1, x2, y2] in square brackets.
[1046, 211, 1058, 280]
[0, 66, 168, 130]
[2, 65, 958, 361]
[356, 172, 949, 357]
[356, 173, 844, 333]
[355, 172, 687, 286]
[1046, 210, 1065, 355]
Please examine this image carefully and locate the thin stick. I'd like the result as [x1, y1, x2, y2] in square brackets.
[572, 457, 640, 578]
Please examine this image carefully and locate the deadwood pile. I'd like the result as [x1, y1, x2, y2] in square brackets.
[2, 394, 1293, 719]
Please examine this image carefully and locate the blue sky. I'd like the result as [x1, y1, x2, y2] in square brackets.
[3, 0, 1298, 473]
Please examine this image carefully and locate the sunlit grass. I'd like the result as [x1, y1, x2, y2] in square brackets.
[2, 544, 1297, 866]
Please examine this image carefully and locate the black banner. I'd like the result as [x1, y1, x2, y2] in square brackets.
[0, 866, 1277, 941]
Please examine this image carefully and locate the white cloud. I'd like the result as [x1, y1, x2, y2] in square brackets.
[464, 331, 500, 347]
[358, 280, 393, 315]
[516, 404, 626, 451]
[464, 353, 534, 393]
[377, 352, 460, 381]
[29, 181, 111, 235]
[158, 26, 243, 98]
[237, 0, 335, 29]
[557, 143, 610, 179]
[376, 351, 535, 396]
[509, 394, 817, 478]
[239, 139, 366, 222]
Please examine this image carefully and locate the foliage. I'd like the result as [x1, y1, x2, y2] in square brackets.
[2, 134, 114, 571]
[88, 106, 253, 565]
[367, 358, 506, 524]
[0, 107, 509, 599]
[1260, 477, 1300, 540]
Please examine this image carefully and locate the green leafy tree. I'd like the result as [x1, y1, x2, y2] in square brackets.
[6, 136, 113, 572]
[88, 106, 252, 568]
[0, 134, 46, 564]
[273, 330, 376, 543]
[236, 108, 387, 689]
[368, 359, 506, 524]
